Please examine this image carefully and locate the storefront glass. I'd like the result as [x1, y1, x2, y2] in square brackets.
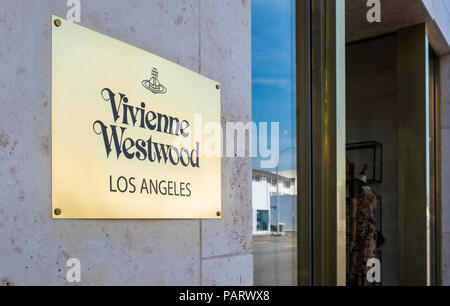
[251, 0, 297, 286]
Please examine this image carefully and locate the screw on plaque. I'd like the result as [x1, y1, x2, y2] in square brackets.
[54, 19, 62, 27]
[54, 208, 62, 216]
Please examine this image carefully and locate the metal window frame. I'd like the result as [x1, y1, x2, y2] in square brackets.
[297, 0, 346, 286]
[296, 2, 441, 286]
[397, 24, 431, 286]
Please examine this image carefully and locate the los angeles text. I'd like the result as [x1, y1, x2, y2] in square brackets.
[109, 175, 192, 197]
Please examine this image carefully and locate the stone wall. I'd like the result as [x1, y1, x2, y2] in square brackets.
[422, 0, 450, 55]
[0, 0, 252, 285]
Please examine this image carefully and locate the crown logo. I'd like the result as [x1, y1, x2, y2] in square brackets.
[142, 68, 167, 94]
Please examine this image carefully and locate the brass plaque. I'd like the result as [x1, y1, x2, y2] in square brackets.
[51, 16, 221, 219]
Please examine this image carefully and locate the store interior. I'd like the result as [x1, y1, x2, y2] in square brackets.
[346, 35, 398, 286]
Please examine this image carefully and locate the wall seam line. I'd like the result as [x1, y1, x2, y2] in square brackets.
[202, 252, 252, 261]
[198, 0, 203, 287]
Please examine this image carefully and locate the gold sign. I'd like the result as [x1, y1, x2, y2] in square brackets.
[51, 16, 221, 219]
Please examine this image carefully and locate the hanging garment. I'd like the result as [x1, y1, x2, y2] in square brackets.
[351, 188, 378, 276]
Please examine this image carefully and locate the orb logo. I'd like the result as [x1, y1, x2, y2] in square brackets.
[142, 68, 167, 94]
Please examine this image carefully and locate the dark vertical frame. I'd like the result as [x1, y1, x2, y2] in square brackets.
[297, 0, 313, 286]
[297, 0, 346, 286]
[429, 48, 441, 286]
[435, 53, 442, 287]
[397, 24, 430, 285]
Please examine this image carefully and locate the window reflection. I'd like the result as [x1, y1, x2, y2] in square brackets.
[252, 0, 297, 286]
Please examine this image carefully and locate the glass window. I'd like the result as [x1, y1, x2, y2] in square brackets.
[267, 178, 276, 186]
[256, 210, 269, 232]
[253, 175, 261, 182]
[252, 0, 297, 286]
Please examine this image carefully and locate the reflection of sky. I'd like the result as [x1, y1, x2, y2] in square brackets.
[252, 0, 296, 171]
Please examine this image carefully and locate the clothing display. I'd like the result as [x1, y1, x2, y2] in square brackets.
[350, 187, 378, 276]
[347, 161, 381, 286]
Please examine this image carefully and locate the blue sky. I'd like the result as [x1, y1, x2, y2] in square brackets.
[252, 0, 296, 171]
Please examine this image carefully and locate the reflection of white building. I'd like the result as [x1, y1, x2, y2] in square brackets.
[252, 169, 296, 234]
